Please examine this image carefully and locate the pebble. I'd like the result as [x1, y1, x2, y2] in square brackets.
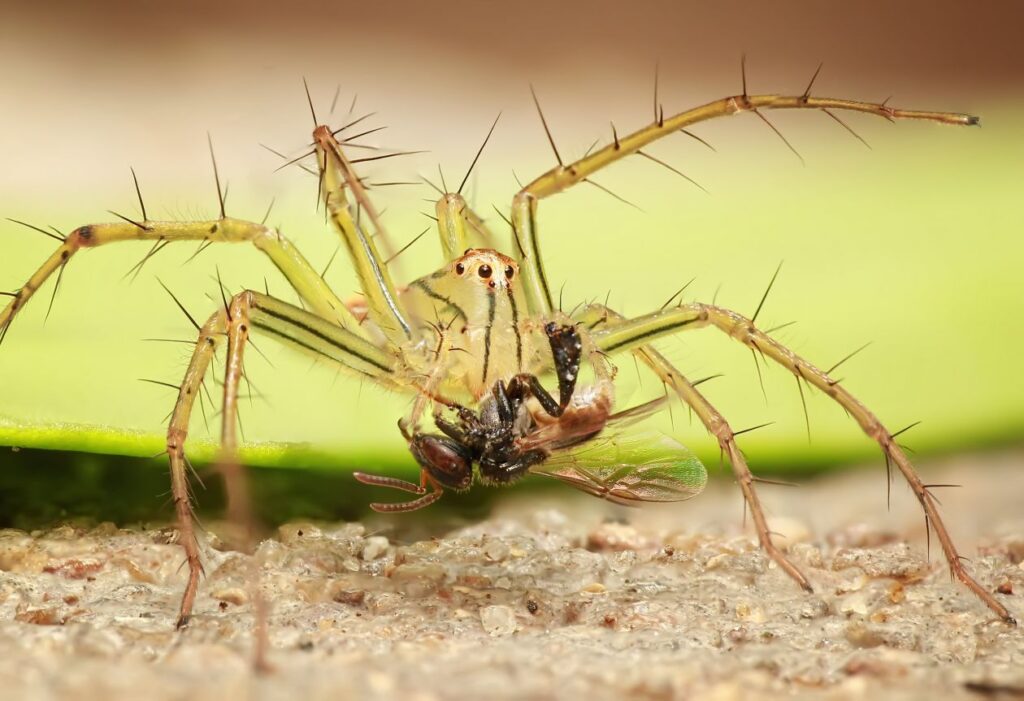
[480, 604, 517, 636]
[361, 536, 390, 561]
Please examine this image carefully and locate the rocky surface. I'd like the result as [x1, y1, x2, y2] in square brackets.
[0, 451, 1022, 700]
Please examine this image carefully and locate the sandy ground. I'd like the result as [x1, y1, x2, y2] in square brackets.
[0, 451, 1022, 701]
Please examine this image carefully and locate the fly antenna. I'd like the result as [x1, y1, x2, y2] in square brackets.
[458, 112, 501, 195]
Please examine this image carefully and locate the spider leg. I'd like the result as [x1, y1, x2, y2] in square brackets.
[432, 193, 501, 261]
[575, 304, 810, 590]
[590, 302, 1015, 624]
[313, 126, 417, 345]
[0, 217, 364, 346]
[217, 291, 270, 671]
[167, 290, 400, 629]
[512, 84, 977, 316]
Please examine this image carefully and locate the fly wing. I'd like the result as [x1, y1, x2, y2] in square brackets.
[530, 431, 707, 506]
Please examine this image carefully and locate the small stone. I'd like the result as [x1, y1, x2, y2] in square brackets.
[735, 601, 766, 623]
[361, 536, 390, 561]
[580, 582, 606, 595]
[483, 539, 509, 562]
[587, 522, 649, 551]
[278, 522, 321, 543]
[839, 590, 873, 617]
[766, 516, 811, 550]
[210, 587, 248, 606]
[997, 581, 1013, 595]
[799, 597, 830, 620]
[480, 604, 517, 636]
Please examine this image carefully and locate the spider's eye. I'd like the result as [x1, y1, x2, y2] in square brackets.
[504, 265, 515, 280]
[455, 263, 465, 275]
[478, 264, 492, 279]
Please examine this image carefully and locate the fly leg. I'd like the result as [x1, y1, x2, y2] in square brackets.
[589, 301, 1015, 624]
[501, 321, 583, 418]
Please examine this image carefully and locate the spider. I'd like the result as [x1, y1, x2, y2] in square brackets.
[0, 64, 1014, 632]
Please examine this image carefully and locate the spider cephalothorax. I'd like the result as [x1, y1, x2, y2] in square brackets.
[0, 73, 1013, 629]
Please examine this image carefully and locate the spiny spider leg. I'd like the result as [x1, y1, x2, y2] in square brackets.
[513, 77, 978, 315]
[218, 290, 270, 671]
[574, 304, 810, 590]
[429, 114, 505, 261]
[0, 217, 363, 343]
[589, 302, 1014, 624]
[166, 289, 399, 627]
[313, 126, 416, 344]
[434, 193, 502, 261]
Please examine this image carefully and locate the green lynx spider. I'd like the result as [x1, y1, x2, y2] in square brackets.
[0, 65, 1014, 628]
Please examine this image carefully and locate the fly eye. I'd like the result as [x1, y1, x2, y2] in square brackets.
[455, 263, 465, 275]
[478, 264, 492, 279]
[504, 265, 515, 279]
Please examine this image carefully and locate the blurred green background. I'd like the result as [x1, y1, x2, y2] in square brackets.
[0, 1, 1021, 523]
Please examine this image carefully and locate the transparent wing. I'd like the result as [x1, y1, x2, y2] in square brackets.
[530, 431, 707, 506]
